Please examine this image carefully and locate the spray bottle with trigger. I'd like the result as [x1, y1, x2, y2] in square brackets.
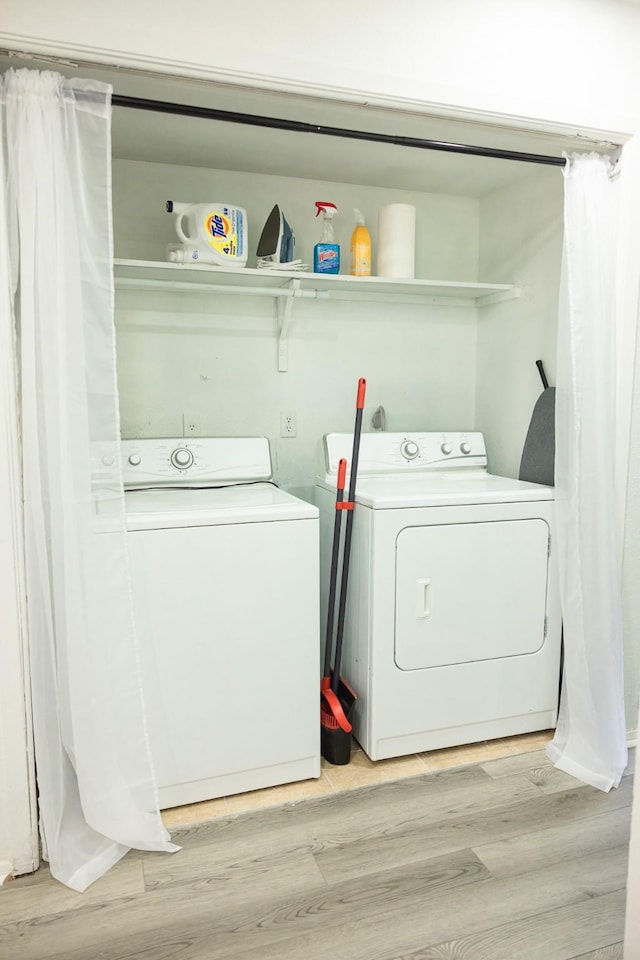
[313, 201, 340, 274]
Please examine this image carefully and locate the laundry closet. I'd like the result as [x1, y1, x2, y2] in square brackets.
[109, 78, 567, 499]
[99, 70, 576, 775]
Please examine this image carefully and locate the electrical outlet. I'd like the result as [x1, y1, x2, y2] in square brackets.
[280, 412, 297, 438]
[182, 412, 201, 436]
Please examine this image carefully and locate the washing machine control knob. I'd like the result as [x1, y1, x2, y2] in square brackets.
[171, 447, 194, 470]
[440, 442, 452, 456]
[400, 440, 420, 461]
[460, 441, 472, 455]
[128, 454, 141, 466]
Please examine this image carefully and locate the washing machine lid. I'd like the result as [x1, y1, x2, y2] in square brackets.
[353, 473, 554, 509]
[121, 483, 318, 530]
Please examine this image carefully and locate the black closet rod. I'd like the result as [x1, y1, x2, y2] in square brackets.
[111, 94, 567, 168]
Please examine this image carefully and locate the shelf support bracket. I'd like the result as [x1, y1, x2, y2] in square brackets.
[277, 279, 299, 372]
[477, 286, 522, 308]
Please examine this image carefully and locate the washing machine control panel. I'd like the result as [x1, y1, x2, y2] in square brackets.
[92, 437, 274, 489]
[323, 432, 487, 475]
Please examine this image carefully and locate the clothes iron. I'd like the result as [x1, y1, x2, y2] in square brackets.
[256, 204, 305, 270]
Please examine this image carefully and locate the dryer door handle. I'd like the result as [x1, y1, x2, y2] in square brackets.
[416, 578, 432, 620]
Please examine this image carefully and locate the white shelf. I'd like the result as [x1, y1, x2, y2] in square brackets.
[114, 259, 517, 302]
[113, 259, 520, 371]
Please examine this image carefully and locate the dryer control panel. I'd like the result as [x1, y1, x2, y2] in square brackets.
[322, 432, 487, 476]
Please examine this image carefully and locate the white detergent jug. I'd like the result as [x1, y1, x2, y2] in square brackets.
[166, 243, 222, 266]
[166, 201, 248, 266]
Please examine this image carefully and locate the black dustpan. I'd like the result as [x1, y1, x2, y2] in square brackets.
[519, 360, 555, 486]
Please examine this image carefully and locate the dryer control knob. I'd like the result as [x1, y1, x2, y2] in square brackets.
[460, 441, 472, 455]
[440, 443, 452, 455]
[171, 447, 194, 470]
[128, 454, 141, 466]
[400, 440, 420, 460]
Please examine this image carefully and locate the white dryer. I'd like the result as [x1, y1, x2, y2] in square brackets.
[111, 437, 320, 808]
[316, 431, 561, 761]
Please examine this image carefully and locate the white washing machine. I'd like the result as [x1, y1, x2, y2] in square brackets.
[316, 431, 561, 761]
[107, 437, 319, 808]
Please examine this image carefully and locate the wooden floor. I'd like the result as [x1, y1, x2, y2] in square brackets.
[161, 730, 556, 826]
[0, 747, 632, 960]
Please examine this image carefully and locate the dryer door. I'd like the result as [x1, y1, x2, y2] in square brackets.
[394, 519, 550, 670]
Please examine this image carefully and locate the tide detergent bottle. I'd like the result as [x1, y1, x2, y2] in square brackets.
[313, 201, 340, 274]
[166, 201, 248, 266]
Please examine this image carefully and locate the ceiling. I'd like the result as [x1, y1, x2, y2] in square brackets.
[0, 52, 620, 198]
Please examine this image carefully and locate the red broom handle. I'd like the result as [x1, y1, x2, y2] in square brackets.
[322, 458, 347, 681]
[331, 379, 367, 694]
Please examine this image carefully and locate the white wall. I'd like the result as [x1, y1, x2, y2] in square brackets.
[4, 1, 640, 136]
[0, 363, 38, 880]
[623, 325, 640, 734]
[475, 167, 564, 478]
[113, 159, 481, 497]
[0, 592, 36, 881]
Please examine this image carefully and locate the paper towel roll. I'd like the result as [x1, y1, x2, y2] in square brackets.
[377, 204, 416, 279]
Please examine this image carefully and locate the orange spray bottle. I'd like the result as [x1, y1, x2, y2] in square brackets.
[349, 209, 371, 277]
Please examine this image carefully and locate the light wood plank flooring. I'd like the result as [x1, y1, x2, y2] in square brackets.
[0, 743, 632, 960]
[161, 729, 556, 826]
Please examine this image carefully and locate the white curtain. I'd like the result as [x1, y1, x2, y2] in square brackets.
[546, 152, 627, 791]
[1, 68, 177, 891]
